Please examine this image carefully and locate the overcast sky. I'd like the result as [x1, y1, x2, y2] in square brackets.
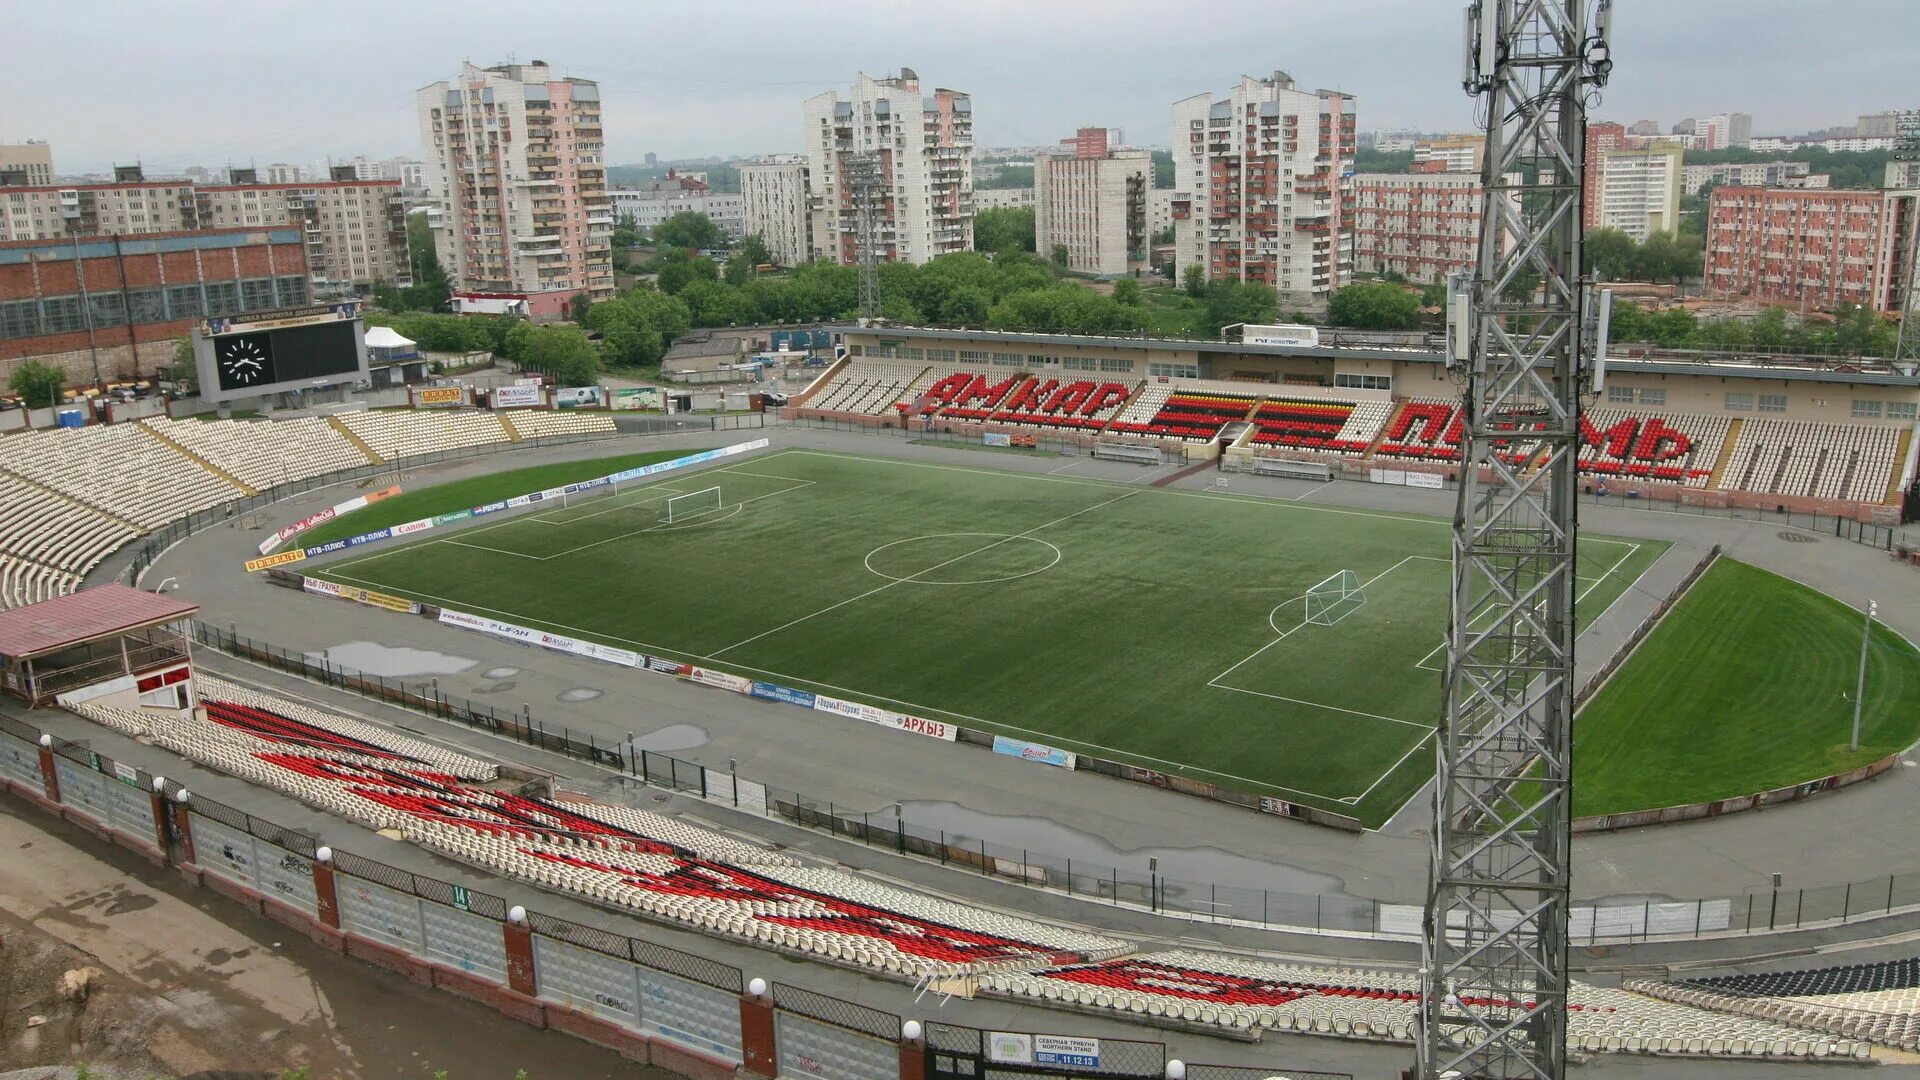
[5, 0, 1913, 174]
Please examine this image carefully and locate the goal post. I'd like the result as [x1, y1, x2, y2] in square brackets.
[661, 486, 723, 523]
[1305, 569, 1366, 627]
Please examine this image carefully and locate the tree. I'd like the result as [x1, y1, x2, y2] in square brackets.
[1150, 225, 1175, 246]
[1833, 303, 1896, 356]
[1182, 264, 1208, 298]
[1418, 280, 1449, 308]
[516, 324, 600, 387]
[164, 337, 198, 394]
[1750, 306, 1790, 351]
[611, 212, 643, 251]
[735, 233, 773, 268]
[652, 211, 725, 251]
[940, 286, 991, 325]
[1326, 282, 1421, 330]
[1111, 278, 1142, 306]
[973, 207, 1035, 254]
[570, 292, 593, 325]
[9, 360, 66, 408]
[1049, 243, 1070, 271]
[1585, 228, 1638, 282]
[656, 250, 719, 294]
[723, 251, 756, 285]
[1195, 281, 1279, 336]
[1647, 306, 1698, 348]
[977, 164, 1034, 189]
[1150, 149, 1174, 188]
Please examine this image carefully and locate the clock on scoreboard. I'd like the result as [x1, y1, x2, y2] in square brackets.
[200, 309, 364, 397]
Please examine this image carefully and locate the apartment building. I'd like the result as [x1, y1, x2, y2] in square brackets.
[1031, 128, 1148, 277]
[1599, 144, 1683, 240]
[803, 69, 973, 266]
[1170, 70, 1356, 304]
[0, 166, 406, 296]
[1582, 121, 1629, 228]
[1351, 172, 1486, 282]
[607, 169, 746, 239]
[1681, 160, 1812, 196]
[1412, 134, 1484, 174]
[417, 61, 614, 311]
[0, 143, 55, 187]
[740, 156, 813, 265]
[1147, 187, 1174, 238]
[1888, 161, 1920, 190]
[973, 188, 1036, 212]
[1707, 186, 1920, 314]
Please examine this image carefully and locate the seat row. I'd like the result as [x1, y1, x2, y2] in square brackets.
[0, 423, 245, 527]
[197, 675, 497, 780]
[141, 416, 374, 489]
[504, 411, 618, 440]
[335, 410, 513, 461]
[0, 556, 81, 609]
[1722, 417, 1905, 503]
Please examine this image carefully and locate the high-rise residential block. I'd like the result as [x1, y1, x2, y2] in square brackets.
[1707, 186, 1920, 314]
[1032, 128, 1148, 277]
[1728, 112, 1754, 148]
[1697, 115, 1731, 152]
[0, 165, 406, 297]
[1412, 134, 1484, 174]
[1582, 121, 1628, 229]
[1682, 160, 1811, 196]
[1599, 144, 1683, 240]
[1352, 172, 1487, 282]
[1628, 120, 1661, 137]
[608, 169, 746, 240]
[1858, 111, 1901, 138]
[740, 156, 813, 266]
[1169, 70, 1356, 304]
[803, 68, 973, 266]
[417, 61, 613, 314]
[0, 143, 54, 187]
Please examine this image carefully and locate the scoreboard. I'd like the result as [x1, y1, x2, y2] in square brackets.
[192, 302, 370, 403]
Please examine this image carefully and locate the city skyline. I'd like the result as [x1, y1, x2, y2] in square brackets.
[4, 0, 1915, 175]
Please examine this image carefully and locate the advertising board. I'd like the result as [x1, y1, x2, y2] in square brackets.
[554, 386, 605, 409]
[244, 549, 307, 573]
[813, 694, 957, 741]
[416, 386, 465, 407]
[491, 384, 542, 409]
[612, 387, 661, 410]
[991, 735, 1076, 769]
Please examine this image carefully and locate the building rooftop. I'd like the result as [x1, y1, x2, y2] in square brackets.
[0, 584, 199, 660]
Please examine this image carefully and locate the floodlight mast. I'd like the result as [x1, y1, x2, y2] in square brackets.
[1418, 2, 1612, 1078]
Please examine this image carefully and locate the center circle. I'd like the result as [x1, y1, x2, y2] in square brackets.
[864, 532, 1063, 586]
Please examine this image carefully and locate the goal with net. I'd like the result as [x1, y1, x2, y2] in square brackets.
[1305, 569, 1366, 627]
[661, 486, 723, 523]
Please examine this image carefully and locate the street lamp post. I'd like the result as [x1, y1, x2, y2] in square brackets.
[1852, 599, 1878, 750]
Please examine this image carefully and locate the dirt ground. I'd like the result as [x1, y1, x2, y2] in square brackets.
[0, 801, 674, 1080]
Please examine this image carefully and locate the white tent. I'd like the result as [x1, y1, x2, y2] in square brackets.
[363, 326, 416, 351]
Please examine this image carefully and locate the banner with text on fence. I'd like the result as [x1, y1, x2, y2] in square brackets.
[612, 387, 660, 410]
[553, 386, 604, 409]
[436, 608, 641, 667]
[415, 386, 466, 407]
[490, 384, 542, 409]
[302, 577, 422, 614]
[813, 694, 957, 741]
[290, 440, 768, 561]
[244, 549, 307, 573]
[687, 666, 752, 694]
[257, 486, 401, 555]
[991, 735, 1076, 769]
[750, 681, 816, 709]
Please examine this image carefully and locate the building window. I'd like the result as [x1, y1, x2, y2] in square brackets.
[958, 349, 989, 363]
[1888, 401, 1917, 420]
[204, 282, 240, 315]
[0, 299, 39, 338]
[925, 348, 956, 362]
[276, 276, 311, 305]
[88, 292, 127, 328]
[991, 351, 1021, 366]
[1062, 357, 1099, 372]
[1148, 362, 1200, 379]
[1607, 385, 1634, 404]
[1724, 392, 1753, 411]
[165, 285, 204, 319]
[39, 296, 82, 334]
[126, 288, 165, 325]
[1851, 399, 1883, 418]
[1639, 388, 1666, 406]
[1100, 358, 1132, 373]
[1758, 394, 1787, 413]
[1335, 372, 1392, 391]
[240, 278, 277, 311]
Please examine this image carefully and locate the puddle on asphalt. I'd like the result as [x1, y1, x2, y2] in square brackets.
[558, 688, 603, 703]
[897, 800, 1352, 897]
[308, 642, 478, 678]
[629, 725, 710, 752]
[482, 667, 520, 679]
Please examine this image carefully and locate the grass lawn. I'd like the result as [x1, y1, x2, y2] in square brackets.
[310, 448, 1663, 826]
[298, 448, 706, 547]
[1140, 287, 1202, 335]
[1572, 559, 1920, 816]
[907, 438, 1061, 457]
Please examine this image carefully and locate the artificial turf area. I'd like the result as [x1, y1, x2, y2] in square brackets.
[297, 448, 707, 547]
[1570, 558, 1920, 817]
[310, 447, 1666, 826]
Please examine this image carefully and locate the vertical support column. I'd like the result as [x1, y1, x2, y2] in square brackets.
[170, 790, 196, 865]
[900, 1020, 927, 1080]
[36, 734, 60, 803]
[740, 977, 777, 1078]
[503, 905, 537, 997]
[313, 845, 341, 930]
[147, 777, 171, 859]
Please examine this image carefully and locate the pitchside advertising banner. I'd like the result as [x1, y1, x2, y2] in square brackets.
[491, 384, 542, 409]
[553, 386, 604, 409]
[245, 440, 771, 569]
[257, 486, 402, 555]
[612, 387, 661, 410]
[813, 694, 957, 742]
[991, 734, 1076, 769]
[302, 577, 421, 614]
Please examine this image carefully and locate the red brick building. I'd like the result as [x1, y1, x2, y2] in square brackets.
[1582, 120, 1627, 229]
[1351, 172, 1487, 282]
[1705, 186, 1919, 314]
[0, 226, 309, 387]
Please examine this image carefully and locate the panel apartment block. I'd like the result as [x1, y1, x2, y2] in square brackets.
[1033, 129, 1148, 277]
[1706, 186, 1919, 314]
[803, 69, 974, 266]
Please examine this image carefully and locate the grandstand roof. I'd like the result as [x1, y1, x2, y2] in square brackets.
[0, 584, 198, 659]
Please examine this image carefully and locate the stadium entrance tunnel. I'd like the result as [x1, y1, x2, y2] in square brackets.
[864, 532, 1063, 586]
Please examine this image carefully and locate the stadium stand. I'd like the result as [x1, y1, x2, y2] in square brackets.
[141, 416, 374, 488]
[335, 410, 512, 461]
[62, 686, 1129, 980]
[1107, 382, 1175, 435]
[1576, 410, 1729, 488]
[905, 370, 1138, 432]
[809, 360, 929, 414]
[1721, 419, 1907, 503]
[1107, 388, 1261, 442]
[501, 410, 618, 440]
[1369, 398, 1463, 463]
[0, 424, 244, 528]
[0, 472, 137, 606]
[987, 951, 1851, 1056]
[1621, 960, 1920, 1050]
[1248, 396, 1393, 455]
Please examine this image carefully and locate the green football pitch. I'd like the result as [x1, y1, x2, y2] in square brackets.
[311, 448, 1667, 826]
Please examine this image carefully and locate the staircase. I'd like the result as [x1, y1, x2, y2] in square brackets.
[1889, 428, 1914, 503]
[326, 416, 386, 465]
[498, 413, 525, 442]
[1706, 418, 1744, 490]
[137, 421, 260, 497]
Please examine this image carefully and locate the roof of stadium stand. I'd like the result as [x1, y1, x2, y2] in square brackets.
[0, 584, 199, 659]
[831, 324, 1920, 386]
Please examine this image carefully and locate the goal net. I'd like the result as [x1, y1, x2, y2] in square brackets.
[661, 486, 723, 523]
[1305, 569, 1366, 627]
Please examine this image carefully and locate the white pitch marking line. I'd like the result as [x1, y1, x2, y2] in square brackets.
[1046, 460, 1082, 475]
[1212, 554, 1441, 685]
[706, 487, 1139, 658]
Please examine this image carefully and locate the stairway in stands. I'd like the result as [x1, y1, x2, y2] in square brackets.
[497, 413, 526, 443]
[136, 421, 261, 496]
[1706, 418, 1744, 490]
[326, 416, 387, 465]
